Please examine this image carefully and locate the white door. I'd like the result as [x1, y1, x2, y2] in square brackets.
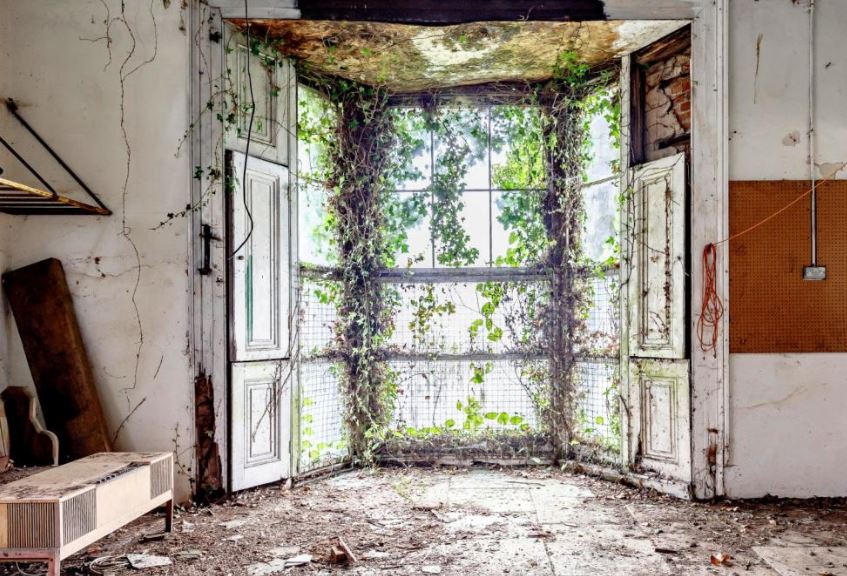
[622, 153, 691, 486]
[224, 22, 298, 491]
[228, 151, 293, 491]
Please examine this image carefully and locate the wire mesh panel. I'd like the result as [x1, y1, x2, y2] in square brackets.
[573, 359, 620, 456]
[297, 271, 348, 473]
[390, 356, 545, 432]
[295, 270, 622, 468]
[299, 274, 339, 359]
[381, 276, 553, 463]
[387, 280, 548, 356]
[581, 272, 620, 357]
[299, 360, 348, 473]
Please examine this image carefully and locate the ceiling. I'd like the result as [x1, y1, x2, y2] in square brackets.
[244, 20, 687, 92]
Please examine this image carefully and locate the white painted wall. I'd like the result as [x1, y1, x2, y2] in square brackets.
[726, 0, 847, 497]
[0, 0, 194, 501]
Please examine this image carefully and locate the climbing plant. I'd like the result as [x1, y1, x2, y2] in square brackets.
[295, 43, 621, 464]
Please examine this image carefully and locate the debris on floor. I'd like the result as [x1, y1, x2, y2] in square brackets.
[754, 545, 847, 576]
[711, 552, 733, 566]
[4, 466, 847, 575]
[126, 554, 172, 569]
[328, 536, 357, 564]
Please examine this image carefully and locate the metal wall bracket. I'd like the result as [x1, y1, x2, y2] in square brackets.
[0, 99, 111, 216]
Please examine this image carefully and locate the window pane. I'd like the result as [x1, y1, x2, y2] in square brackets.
[391, 191, 432, 268]
[299, 183, 336, 266]
[490, 106, 546, 190]
[433, 107, 489, 190]
[492, 189, 547, 267]
[392, 108, 431, 191]
[434, 191, 489, 267]
[582, 180, 619, 264]
[585, 99, 618, 183]
[298, 86, 336, 266]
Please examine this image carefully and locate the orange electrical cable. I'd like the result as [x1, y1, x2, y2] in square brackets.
[697, 164, 847, 354]
[698, 242, 724, 353]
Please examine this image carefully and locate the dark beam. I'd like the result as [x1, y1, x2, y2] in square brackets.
[298, 0, 607, 24]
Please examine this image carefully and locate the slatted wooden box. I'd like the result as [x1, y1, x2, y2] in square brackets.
[0, 452, 174, 575]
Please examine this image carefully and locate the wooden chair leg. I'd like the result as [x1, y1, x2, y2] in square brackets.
[165, 499, 174, 533]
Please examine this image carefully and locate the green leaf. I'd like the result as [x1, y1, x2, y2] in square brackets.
[509, 415, 524, 426]
[497, 412, 509, 425]
[484, 412, 498, 420]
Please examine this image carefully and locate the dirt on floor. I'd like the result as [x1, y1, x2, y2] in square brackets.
[2, 466, 847, 575]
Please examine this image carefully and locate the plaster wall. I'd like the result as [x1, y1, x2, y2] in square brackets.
[726, 0, 847, 497]
[0, 0, 194, 501]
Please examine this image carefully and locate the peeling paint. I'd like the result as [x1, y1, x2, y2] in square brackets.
[243, 19, 685, 91]
[782, 130, 801, 146]
[816, 161, 847, 179]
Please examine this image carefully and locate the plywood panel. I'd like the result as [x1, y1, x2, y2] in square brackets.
[729, 180, 847, 352]
[2, 258, 112, 460]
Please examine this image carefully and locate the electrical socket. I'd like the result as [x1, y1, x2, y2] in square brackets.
[803, 266, 826, 280]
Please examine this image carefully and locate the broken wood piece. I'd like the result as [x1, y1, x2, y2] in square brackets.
[329, 536, 357, 564]
[1, 386, 58, 466]
[2, 258, 112, 460]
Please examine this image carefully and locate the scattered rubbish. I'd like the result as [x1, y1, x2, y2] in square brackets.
[140, 531, 167, 542]
[710, 552, 733, 567]
[89, 555, 130, 575]
[248, 555, 311, 576]
[173, 550, 204, 561]
[422, 566, 442, 574]
[329, 536, 358, 565]
[181, 520, 195, 533]
[655, 547, 679, 555]
[284, 554, 312, 567]
[362, 550, 391, 560]
[754, 545, 847, 576]
[126, 553, 173, 568]
[248, 559, 289, 576]
[269, 545, 300, 557]
[225, 534, 244, 542]
[221, 518, 250, 529]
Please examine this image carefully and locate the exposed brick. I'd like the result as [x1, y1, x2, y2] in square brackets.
[642, 45, 692, 162]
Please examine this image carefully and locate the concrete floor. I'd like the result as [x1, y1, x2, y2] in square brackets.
[402, 469, 778, 576]
[5, 466, 847, 575]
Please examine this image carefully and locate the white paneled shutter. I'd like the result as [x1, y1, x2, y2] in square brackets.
[226, 24, 297, 492]
[623, 153, 692, 487]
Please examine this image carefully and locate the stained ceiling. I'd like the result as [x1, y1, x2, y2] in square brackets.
[243, 19, 687, 92]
